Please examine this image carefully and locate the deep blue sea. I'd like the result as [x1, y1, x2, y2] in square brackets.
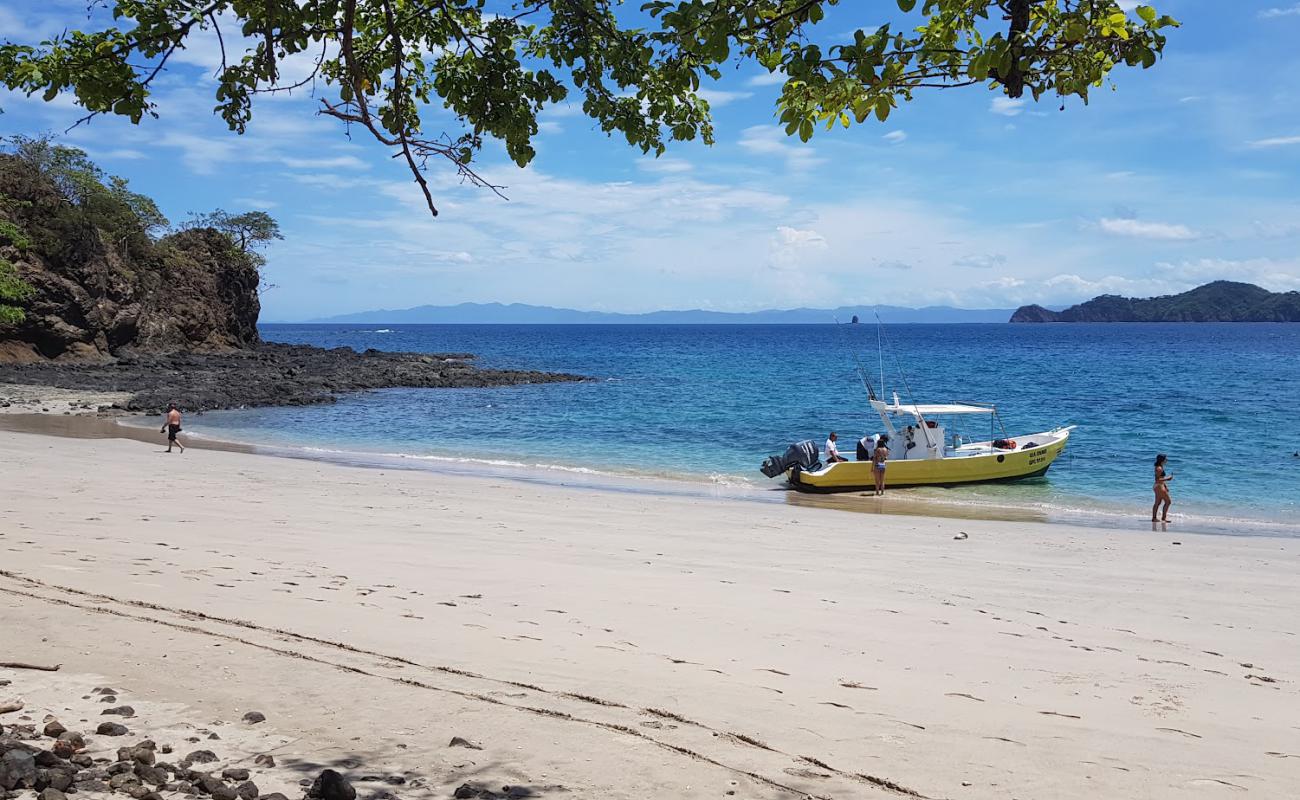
[183, 323, 1300, 535]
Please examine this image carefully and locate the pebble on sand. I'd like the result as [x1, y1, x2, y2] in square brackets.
[96, 722, 130, 737]
[240, 712, 266, 725]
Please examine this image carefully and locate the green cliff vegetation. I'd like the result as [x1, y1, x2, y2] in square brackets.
[1010, 282, 1300, 323]
[0, 136, 276, 360]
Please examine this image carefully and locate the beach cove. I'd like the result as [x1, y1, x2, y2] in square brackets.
[3, 428, 1298, 799]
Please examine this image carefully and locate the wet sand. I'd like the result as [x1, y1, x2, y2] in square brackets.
[2, 428, 1298, 798]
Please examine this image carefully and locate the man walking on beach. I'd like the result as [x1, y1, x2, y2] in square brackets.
[161, 403, 185, 453]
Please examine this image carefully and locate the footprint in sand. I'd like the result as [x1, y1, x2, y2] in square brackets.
[1156, 727, 1201, 739]
[945, 693, 984, 702]
[1187, 778, 1247, 791]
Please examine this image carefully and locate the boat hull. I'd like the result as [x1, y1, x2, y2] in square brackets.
[789, 430, 1071, 493]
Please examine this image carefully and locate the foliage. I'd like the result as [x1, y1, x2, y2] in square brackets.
[0, 1, 1179, 217]
[0, 204, 35, 324]
[182, 209, 283, 253]
[5, 135, 169, 258]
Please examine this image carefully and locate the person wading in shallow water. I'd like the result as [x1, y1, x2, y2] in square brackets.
[161, 403, 185, 453]
[1152, 453, 1173, 522]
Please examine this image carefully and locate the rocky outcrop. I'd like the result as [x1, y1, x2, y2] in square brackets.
[0, 343, 584, 413]
[1010, 281, 1300, 323]
[0, 152, 261, 363]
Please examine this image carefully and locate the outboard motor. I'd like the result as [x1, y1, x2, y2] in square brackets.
[759, 440, 821, 479]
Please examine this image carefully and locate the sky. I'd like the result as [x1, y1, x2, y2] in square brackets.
[2, 1, 1300, 321]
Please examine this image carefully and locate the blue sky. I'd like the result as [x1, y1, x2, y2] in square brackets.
[3, 0, 1299, 320]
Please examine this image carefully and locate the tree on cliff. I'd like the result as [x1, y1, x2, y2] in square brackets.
[183, 210, 283, 256]
[0, 1, 1179, 218]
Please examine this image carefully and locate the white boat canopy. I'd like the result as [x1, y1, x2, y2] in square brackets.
[885, 403, 996, 417]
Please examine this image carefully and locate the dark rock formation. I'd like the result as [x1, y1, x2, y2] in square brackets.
[0, 153, 261, 363]
[1010, 281, 1300, 322]
[307, 770, 355, 800]
[0, 342, 584, 413]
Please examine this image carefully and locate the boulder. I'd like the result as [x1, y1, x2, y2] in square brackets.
[183, 750, 218, 766]
[0, 749, 37, 791]
[96, 722, 129, 737]
[42, 722, 66, 739]
[240, 712, 265, 725]
[234, 780, 258, 799]
[118, 745, 156, 766]
[221, 768, 249, 782]
[306, 770, 355, 800]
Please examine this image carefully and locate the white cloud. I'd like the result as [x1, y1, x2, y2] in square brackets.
[747, 70, 787, 87]
[989, 97, 1026, 117]
[279, 155, 368, 170]
[738, 125, 824, 170]
[697, 89, 753, 107]
[234, 197, 278, 210]
[954, 253, 1007, 269]
[638, 157, 693, 174]
[882, 130, 908, 144]
[1247, 135, 1300, 148]
[1154, 258, 1300, 291]
[1259, 4, 1300, 18]
[1096, 217, 1199, 240]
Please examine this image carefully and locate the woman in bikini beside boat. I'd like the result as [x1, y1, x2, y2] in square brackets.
[1152, 453, 1173, 522]
[872, 435, 890, 496]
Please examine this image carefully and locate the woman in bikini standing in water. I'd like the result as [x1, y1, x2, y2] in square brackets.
[1152, 453, 1173, 522]
[872, 435, 890, 496]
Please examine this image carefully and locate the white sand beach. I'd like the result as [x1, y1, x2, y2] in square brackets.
[2, 427, 1298, 799]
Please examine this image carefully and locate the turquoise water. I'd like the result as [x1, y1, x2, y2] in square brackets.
[186, 323, 1300, 534]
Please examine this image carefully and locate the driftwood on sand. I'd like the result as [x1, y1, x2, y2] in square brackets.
[0, 699, 23, 713]
[0, 661, 62, 671]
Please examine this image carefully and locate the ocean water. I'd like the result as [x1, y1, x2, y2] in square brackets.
[185, 323, 1300, 535]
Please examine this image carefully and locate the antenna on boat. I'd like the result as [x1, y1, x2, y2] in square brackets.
[876, 313, 885, 402]
[834, 317, 878, 402]
[875, 310, 937, 451]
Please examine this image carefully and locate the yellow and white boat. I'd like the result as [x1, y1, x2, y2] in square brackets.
[761, 393, 1074, 493]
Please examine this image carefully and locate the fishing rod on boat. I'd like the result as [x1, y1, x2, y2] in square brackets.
[833, 317, 879, 402]
[874, 311, 937, 452]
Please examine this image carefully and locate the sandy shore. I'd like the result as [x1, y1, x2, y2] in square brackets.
[2, 428, 1298, 799]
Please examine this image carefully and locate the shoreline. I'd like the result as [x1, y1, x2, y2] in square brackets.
[3, 410, 1297, 540]
[3, 427, 1298, 799]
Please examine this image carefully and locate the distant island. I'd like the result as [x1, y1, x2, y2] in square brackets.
[1010, 281, 1300, 323]
[306, 302, 1016, 325]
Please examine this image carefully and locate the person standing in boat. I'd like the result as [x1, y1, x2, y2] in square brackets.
[824, 432, 847, 464]
[1152, 453, 1173, 522]
[856, 433, 878, 461]
[872, 435, 890, 496]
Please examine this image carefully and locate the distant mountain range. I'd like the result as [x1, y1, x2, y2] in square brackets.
[307, 302, 1017, 324]
[1011, 281, 1300, 323]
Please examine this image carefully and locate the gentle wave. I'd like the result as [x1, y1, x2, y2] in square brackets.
[134, 421, 1298, 537]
